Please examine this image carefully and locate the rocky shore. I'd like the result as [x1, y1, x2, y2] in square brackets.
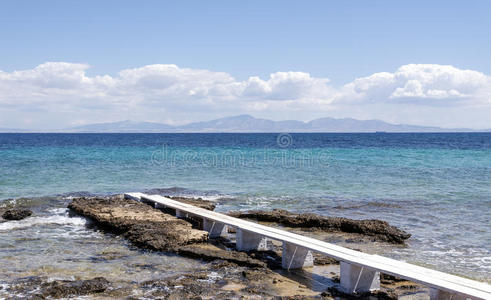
[68, 196, 267, 268]
[0, 194, 426, 299]
[42, 194, 422, 299]
[1, 208, 33, 221]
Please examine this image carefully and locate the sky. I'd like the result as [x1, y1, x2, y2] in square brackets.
[0, 0, 490, 129]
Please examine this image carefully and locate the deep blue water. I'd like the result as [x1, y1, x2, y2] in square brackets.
[0, 133, 490, 281]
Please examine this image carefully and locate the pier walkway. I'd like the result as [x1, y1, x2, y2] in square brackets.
[125, 192, 491, 300]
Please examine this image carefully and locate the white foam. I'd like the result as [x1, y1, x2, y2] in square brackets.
[176, 193, 229, 202]
[197, 271, 222, 284]
[46, 276, 76, 283]
[0, 210, 87, 231]
[197, 195, 223, 201]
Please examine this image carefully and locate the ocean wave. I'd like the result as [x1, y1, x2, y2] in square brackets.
[0, 209, 87, 231]
[57, 191, 100, 198]
[1, 187, 231, 206]
[143, 187, 230, 202]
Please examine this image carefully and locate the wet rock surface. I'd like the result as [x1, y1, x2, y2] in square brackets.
[228, 209, 411, 244]
[2, 209, 33, 220]
[68, 196, 209, 252]
[68, 196, 266, 268]
[39, 277, 110, 298]
[4, 276, 110, 299]
[3, 271, 423, 299]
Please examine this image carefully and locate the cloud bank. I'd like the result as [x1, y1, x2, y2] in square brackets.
[0, 63, 490, 129]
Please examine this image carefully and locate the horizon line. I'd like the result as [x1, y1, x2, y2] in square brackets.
[2, 114, 489, 132]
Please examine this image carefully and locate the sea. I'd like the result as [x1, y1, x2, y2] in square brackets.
[0, 132, 490, 287]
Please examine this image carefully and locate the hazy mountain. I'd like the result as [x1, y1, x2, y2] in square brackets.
[2, 115, 484, 133]
[173, 115, 474, 132]
[306, 117, 451, 132]
[177, 115, 309, 132]
[63, 120, 174, 133]
[0, 127, 32, 133]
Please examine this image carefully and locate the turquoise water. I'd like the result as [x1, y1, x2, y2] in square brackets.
[0, 133, 490, 281]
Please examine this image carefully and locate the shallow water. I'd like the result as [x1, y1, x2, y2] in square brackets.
[0, 198, 206, 287]
[0, 133, 490, 283]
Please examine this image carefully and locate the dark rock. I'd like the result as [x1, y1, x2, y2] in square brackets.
[313, 253, 338, 265]
[228, 209, 411, 244]
[324, 286, 398, 299]
[380, 273, 408, 284]
[178, 244, 266, 268]
[39, 277, 110, 298]
[167, 196, 216, 211]
[246, 249, 283, 268]
[2, 209, 32, 220]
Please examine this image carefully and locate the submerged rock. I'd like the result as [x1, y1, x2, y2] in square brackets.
[2, 209, 32, 220]
[39, 277, 110, 298]
[228, 209, 411, 244]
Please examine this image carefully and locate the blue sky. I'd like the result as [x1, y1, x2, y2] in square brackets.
[0, 1, 490, 129]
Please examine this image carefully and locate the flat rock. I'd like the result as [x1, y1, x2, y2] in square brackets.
[68, 196, 265, 268]
[2, 209, 33, 220]
[68, 196, 208, 252]
[228, 209, 411, 244]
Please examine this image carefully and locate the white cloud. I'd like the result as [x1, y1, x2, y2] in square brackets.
[0, 62, 490, 129]
[242, 72, 332, 101]
[338, 64, 491, 104]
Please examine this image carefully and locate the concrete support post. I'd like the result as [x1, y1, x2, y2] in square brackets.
[430, 288, 469, 300]
[203, 219, 226, 238]
[235, 229, 267, 251]
[340, 261, 380, 294]
[281, 242, 314, 269]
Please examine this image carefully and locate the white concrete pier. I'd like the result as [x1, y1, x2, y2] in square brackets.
[124, 193, 491, 300]
[203, 219, 226, 238]
[282, 242, 314, 269]
[236, 228, 268, 251]
[340, 261, 380, 293]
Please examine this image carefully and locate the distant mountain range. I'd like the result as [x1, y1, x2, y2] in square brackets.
[1, 115, 489, 133]
[66, 120, 175, 133]
[0, 127, 32, 133]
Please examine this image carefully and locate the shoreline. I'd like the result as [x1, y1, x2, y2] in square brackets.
[7, 194, 425, 299]
[0, 193, 488, 299]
